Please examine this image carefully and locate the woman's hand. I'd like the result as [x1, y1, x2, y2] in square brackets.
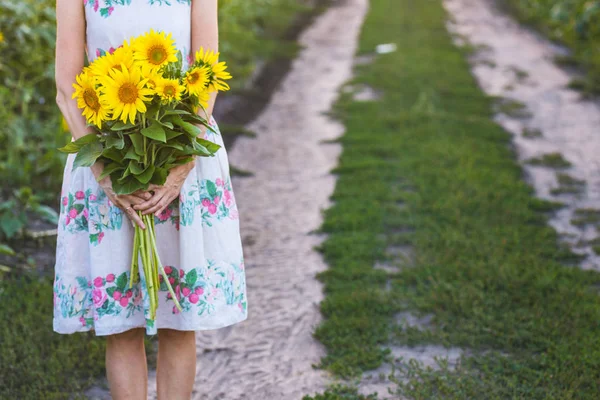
[91, 162, 153, 230]
[133, 161, 195, 216]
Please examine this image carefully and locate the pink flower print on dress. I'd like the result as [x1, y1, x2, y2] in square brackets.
[182, 287, 191, 297]
[83, 209, 89, 219]
[95, 48, 101, 57]
[62, 197, 68, 206]
[164, 266, 173, 274]
[89, 194, 97, 201]
[223, 189, 232, 207]
[112, 290, 122, 300]
[208, 203, 217, 215]
[201, 198, 210, 207]
[213, 195, 220, 205]
[158, 207, 172, 221]
[93, 277, 104, 287]
[173, 305, 180, 314]
[68, 209, 78, 219]
[98, 231, 105, 243]
[194, 286, 204, 296]
[106, 273, 115, 283]
[93, 0, 99, 12]
[215, 178, 224, 187]
[189, 293, 199, 304]
[75, 191, 85, 200]
[79, 316, 86, 326]
[92, 288, 107, 307]
[179, 269, 185, 278]
[107, 7, 114, 16]
[229, 209, 239, 220]
[65, 216, 71, 225]
[119, 297, 128, 307]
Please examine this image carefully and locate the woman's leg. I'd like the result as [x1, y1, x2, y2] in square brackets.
[106, 328, 148, 400]
[156, 329, 197, 400]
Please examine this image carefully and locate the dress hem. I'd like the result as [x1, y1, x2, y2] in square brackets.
[53, 311, 248, 336]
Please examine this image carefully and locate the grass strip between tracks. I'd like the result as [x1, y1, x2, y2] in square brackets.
[306, 0, 600, 398]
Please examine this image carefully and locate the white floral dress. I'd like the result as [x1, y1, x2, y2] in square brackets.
[53, 0, 248, 336]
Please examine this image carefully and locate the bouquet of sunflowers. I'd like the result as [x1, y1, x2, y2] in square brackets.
[59, 29, 232, 320]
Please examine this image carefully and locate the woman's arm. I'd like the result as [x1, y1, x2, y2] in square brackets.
[54, 0, 149, 228]
[191, 0, 219, 123]
[55, 0, 90, 142]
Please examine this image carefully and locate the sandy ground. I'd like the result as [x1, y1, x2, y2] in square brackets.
[150, 0, 369, 399]
[444, 0, 600, 270]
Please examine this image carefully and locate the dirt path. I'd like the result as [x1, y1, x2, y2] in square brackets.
[444, 0, 600, 270]
[148, 0, 369, 399]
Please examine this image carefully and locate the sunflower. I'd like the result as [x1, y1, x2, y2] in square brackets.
[90, 42, 135, 77]
[193, 47, 232, 92]
[194, 47, 219, 67]
[99, 63, 153, 124]
[71, 72, 110, 128]
[132, 29, 178, 70]
[154, 77, 184, 103]
[208, 61, 232, 92]
[140, 63, 163, 90]
[184, 65, 210, 97]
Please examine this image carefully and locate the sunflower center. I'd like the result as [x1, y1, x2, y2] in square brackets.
[164, 85, 176, 97]
[83, 89, 100, 111]
[148, 45, 167, 65]
[188, 72, 199, 84]
[118, 83, 138, 104]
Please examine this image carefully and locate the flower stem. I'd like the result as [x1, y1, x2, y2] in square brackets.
[146, 215, 182, 312]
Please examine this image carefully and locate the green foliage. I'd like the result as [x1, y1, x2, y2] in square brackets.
[303, 385, 380, 400]
[0, 274, 106, 399]
[312, 0, 600, 397]
[505, 0, 600, 94]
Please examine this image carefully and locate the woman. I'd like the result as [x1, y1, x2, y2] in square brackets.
[53, 0, 248, 398]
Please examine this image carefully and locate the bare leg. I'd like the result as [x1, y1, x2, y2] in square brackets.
[156, 329, 197, 400]
[105, 328, 148, 400]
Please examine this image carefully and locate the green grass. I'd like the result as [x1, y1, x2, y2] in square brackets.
[526, 152, 572, 168]
[310, 0, 600, 398]
[0, 275, 105, 399]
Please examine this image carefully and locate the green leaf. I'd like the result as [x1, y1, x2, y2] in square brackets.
[33, 205, 59, 224]
[129, 160, 146, 175]
[158, 120, 174, 129]
[206, 180, 218, 198]
[110, 121, 136, 131]
[129, 133, 145, 156]
[170, 116, 202, 137]
[163, 109, 189, 116]
[58, 134, 99, 153]
[135, 164, 155, 184]
[98, 163, 124, 180]
[73, 142, 104, 171]
[141, 123, 167, 142]
[196, 138, 221, 154]
[101, 148, 125, 164]
[0, 243, 15, 256]
[165, 128, 185, 141]
[0, 214, 23, 238]
[124, 146, 141, 161]
[105, 133, 125, 150]
[150, 168, 168, 186]
[185, 269, 198, 286]
[116, 272, 128, 290]
[73, 204, 85, 214]
[106, 287, 117, 297]
[112, 176, 147, 195]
